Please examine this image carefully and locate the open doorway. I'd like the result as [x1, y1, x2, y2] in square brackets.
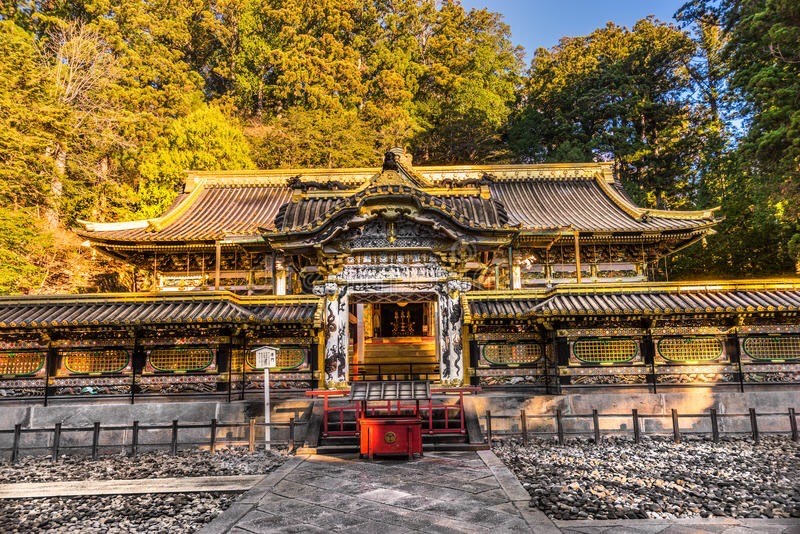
[350, 300, 438, 381]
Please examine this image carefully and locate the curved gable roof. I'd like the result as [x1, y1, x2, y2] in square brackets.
[76, 161, 718, 246]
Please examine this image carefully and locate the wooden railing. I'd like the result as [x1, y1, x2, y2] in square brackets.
[306, 387, 480, 437]
[482, 407, 799, 444]
[0, 418, 306, 463]
[349, 361, 439, 382]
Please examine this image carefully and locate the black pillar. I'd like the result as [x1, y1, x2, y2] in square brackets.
[469, 338, 480, 387]
[727, 332, 744, 392]
[642, 334, 657, 394]
[44, 339, 57, 407]
[552, 333, 568, 394]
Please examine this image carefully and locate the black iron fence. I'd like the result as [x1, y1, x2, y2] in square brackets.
[483, 407, 799, 445]
[0, 418, 305, 463]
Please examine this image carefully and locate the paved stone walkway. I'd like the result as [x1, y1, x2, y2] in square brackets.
[199, 451, 800, 534]
[199, 450, 559, 533]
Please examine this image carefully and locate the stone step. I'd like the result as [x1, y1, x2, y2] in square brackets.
[359, 354, 438, 363]
[363, 346, 436, 355]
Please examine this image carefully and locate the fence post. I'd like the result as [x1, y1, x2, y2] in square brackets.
[171, 420, 179, 456]
[592, 409, 600, 444]
[11, 424, 21, 464]
[710, 409, 719, 443]
[671, 409, 680, 444]
[52, 422, 62, 462]
[790, 408, 798, 442]
[210, 418, 218, 454]
[289, 417, 295, 451]
[485, 410, 492, 444]
[248, 418, 256, 452]
[632, 409, 641, 444]
[131, 421, 139, 457]
[556, 409, 565, 445]
[749, 408, 759, 442]
[91, 422, 101, 460]
[520, 410, 528, 446]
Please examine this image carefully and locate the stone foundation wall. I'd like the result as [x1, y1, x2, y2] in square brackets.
[0, 399, 312, 458]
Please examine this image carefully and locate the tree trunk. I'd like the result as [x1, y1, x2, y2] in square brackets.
[44, 143, 66, 229]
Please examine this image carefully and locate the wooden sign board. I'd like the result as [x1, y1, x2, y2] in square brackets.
[253, 346, 278, 369]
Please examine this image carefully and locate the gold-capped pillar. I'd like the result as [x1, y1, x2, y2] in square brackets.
[275, 257, 287, 295]
[573, 231, 582, 284]
[214, 240, 221, 290]
[314, 278, 349, 388]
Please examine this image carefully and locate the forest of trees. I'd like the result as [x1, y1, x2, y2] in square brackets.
[0, 0, 798, 294]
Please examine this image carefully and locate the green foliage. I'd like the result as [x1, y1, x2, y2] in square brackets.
[0, 208, 53, 293]
[138, 104, 254, 217]
[509, 19, 706, 209]
[0, 21, 64, 209]
[248, 107, 379, 169]
[409, 3, 524, 163]
[672, 0, 800, 276]
[723, 0, 800, 272]
[236, 0, 523, 166]
[2, 0, 800, 293]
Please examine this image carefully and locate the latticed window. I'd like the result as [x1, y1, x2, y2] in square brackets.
[482, 343, 542, 365]
[230, 349, 247, 372]
[742, 336, 800, 361]
[64, 349, 129, 374]
[149, 348, 213, 372]
[658, 337, 723, 362]
[573, 338, 638, 364]
[248, 347, 306, 369]
[0, 351, 45, 376]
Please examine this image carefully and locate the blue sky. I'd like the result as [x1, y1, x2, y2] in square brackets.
[460, 0, 687, 62]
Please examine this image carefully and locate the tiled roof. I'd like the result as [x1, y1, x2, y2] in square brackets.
[77, 185, 292, 242]
[274, 184, 509, 233]
[532, 289, 800, 316]
[490, 180, 709, 232]
[0, 294, 318, 328]
[467, 285, 800, 319]
[247, 303, 319, 323]
[77, 162, 717, 245]
[468, 298, 543, 319]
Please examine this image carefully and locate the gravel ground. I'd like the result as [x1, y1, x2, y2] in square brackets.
[0, 447, 285, 483]
[0, 493, 236, 533]
[494, 436, 800, 521]
[0, 447, 286, 533]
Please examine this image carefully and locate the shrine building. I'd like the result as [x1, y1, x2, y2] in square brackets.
[1, 148, 799, 399]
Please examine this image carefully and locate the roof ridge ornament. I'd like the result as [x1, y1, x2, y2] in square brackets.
[376, 148, 432, 188]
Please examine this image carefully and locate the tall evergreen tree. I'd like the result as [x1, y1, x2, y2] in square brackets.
[138, 104, 255, 217]
[675, 0, 800, 275]
[509, 19, 709, 210]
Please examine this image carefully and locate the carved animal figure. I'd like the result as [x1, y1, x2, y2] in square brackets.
[441, 335, 452, 379]
[326, 301, 337, 333]
[449, 301, 462, 325]
[452, 330, 462, 376]
[287, 175, 350, 192]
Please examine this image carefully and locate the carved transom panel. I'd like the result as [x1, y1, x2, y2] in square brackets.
[336, 218, 446, 251]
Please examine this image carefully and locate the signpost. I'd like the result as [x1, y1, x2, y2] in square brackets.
[253, 346, 278, 450]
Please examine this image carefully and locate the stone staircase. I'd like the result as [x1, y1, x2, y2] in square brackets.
[353, 337, 438, 381]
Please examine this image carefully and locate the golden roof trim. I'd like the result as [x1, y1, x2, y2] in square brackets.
[182, 162, 616, 189]
[594, 175, 717, 222]
[464, 278, 800, 301]
[0, 291, 321, 307]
